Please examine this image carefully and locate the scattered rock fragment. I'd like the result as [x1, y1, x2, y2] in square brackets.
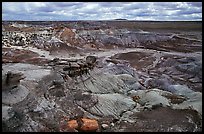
[2, 71, 25, 91]
[101, 124, 109, 129]
[67, 118, 99, 132]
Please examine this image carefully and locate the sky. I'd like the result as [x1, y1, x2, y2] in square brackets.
[2, 2, 202, 21]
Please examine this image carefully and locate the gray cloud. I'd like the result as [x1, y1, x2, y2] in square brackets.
[187, 2, 202, 7]
[2, 2, 202, 21]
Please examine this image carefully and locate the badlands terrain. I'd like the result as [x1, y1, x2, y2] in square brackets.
[2, 21, 202, 132]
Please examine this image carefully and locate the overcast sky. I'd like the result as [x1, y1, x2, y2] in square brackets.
[2, 2, 202, 21]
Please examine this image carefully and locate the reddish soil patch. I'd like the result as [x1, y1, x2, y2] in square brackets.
[144, 37, 202, 53]
[49, 43, 83, 55]
[2, 48, 49, 65]
[111, 52, 155, 70]
[60, 27, 75, 39]
[115, 107, 201, 132]
[2, 48, 39, 63]
[23, 57, 50, 65]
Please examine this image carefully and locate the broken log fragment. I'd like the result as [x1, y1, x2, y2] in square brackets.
[2, 71, 25, 91]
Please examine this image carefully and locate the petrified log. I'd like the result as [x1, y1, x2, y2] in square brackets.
[2, 71, 25, 91]
[67, 118, 99, 132]
[86, 56, 97, 65]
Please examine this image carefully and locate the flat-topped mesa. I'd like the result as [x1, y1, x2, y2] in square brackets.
[2, 71, 26, 91]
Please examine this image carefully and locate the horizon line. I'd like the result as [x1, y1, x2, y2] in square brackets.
[2, 20, 202, 22]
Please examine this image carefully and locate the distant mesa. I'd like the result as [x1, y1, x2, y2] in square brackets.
[114, 19, 128, 21]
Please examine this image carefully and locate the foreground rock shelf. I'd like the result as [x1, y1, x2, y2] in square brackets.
[2, 60, 202, 132]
